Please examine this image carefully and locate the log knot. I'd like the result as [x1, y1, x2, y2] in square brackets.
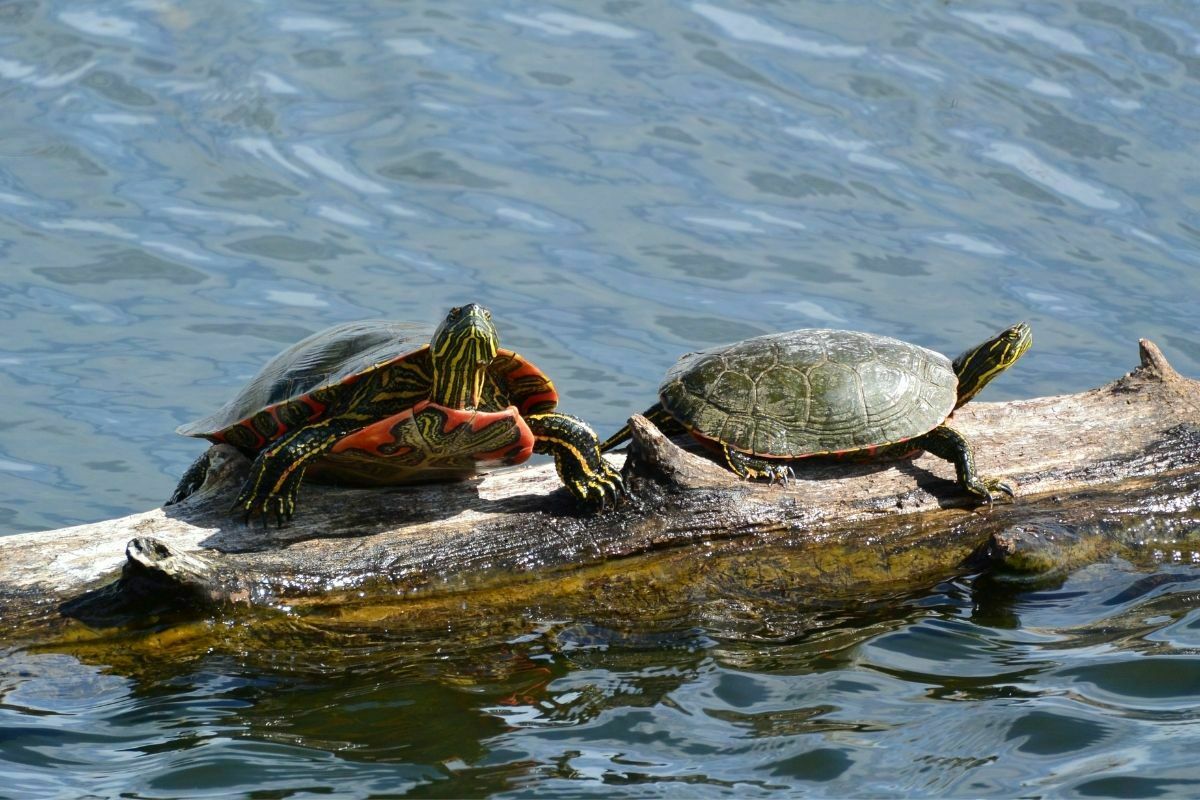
[58, 538, 230, 626]
[624, 414, 739, 490]
[167, 444, 251, 509]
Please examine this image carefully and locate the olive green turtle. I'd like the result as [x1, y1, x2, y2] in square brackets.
[602, 323, 1032, 503]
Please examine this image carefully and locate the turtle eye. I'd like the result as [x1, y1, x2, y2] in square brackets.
[448, 306, 461, 319]
[483, 309, 492, 320]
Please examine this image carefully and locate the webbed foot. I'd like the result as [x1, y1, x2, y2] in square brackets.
[230, 455, 305, 527]
[723, 445, 794, 484]
[566, 455, 626, 509]
[529, 412, 627, 510]
[971, 476, 1017, 507]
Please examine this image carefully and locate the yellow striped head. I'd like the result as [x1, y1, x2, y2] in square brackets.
[952, 322, 1032, 408]
[430, 304, 499, 409]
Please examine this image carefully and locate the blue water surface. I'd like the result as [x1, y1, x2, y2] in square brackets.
[2, 0, 1200, 796]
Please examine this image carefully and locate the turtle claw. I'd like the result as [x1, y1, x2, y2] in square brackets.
[745, 463, 794, 484]
[232, 491, 295, 528]
[969, 476, 1017, 508]
[559, 452, 626, 511]
[268, 496, 290, 528]
[578, 461, 627, 511]
[722, 445, 795, 484]
[767, 464, 795, 485]
[601, 470, 628, 509]
[994, 478, 1017, 499]
[529, 412, 627, 512]
[984, 477, 1017, 503]
[231, 463, 303, 527]
[748, 464, 793, 485]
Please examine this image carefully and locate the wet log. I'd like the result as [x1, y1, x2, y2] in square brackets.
[3, 340, 1200, 638]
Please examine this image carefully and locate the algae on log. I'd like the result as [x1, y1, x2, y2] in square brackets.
[3, 340, 1200, 639]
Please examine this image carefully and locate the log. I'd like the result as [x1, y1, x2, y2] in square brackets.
[3, 339, 1200, 644]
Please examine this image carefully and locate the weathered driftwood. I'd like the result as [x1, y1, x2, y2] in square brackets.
[3, 340, 1200, 639]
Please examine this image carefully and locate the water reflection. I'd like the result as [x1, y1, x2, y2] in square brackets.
[7, 559, 1199, 796]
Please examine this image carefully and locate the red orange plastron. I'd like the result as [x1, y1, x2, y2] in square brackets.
[330, 406, 418, 455]
[329, 401, 536, 466]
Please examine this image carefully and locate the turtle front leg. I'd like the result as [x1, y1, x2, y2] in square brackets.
[722, 445, 794, 483]
[527, 412, 625, 509]
[905, 424, 1015, 505]
[234, 417, 363, 526]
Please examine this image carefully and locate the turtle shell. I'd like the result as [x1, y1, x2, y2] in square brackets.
[178, 319, 558, 454]
[660, 328, 957, 458]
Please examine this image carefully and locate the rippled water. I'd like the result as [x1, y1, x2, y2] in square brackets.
[3, 0, 1200, 796]
[5, 564, 1200, 797]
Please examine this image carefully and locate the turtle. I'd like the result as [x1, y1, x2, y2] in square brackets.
[601, 322, 1032, 503]
[168, 304, 624, 524]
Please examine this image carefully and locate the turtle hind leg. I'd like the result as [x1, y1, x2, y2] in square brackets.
[907, 425, 1015, 505]
[167, 450, 212, 505]
[600, 403, 685, 453]
[528, 412, 625, 509]
[723, 445, 794, 484]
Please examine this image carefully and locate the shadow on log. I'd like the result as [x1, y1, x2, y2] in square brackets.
[3, 339, 1200, 644]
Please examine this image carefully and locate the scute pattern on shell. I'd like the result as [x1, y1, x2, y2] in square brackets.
[660, 328, 958, 456]
[177, 320, 432, 437]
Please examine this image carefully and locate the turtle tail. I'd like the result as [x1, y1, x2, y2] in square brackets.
[600, 403, 678, 452]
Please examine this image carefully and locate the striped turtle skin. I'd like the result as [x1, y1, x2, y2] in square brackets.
[171, 305, 623, 525]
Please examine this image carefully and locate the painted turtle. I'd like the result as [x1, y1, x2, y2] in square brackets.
[170, 304, 624, 524]
[602, 323, 1032, 503]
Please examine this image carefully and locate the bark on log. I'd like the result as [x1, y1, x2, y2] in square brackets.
[3, 339, 1200, 641]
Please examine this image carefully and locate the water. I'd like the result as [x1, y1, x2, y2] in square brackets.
[2, 0, 1200, 795]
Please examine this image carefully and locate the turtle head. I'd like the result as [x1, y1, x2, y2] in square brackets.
[952, 322, 1032, 408]
[430, 303, 499, 408]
